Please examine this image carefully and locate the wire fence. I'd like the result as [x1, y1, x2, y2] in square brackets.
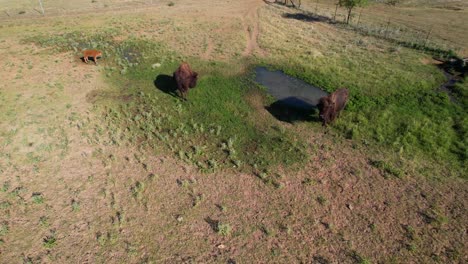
[283, 0, 465, 56]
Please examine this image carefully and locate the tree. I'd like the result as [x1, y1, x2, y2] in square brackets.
[338, 0, 368, 24]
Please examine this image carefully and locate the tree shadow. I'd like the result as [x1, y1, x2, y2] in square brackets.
[282, 12, 332, 23]
[265, 97, 320, 123]
[153, 74, 178, 98]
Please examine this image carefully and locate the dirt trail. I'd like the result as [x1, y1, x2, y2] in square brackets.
[202, 36, 215, 60]
[242, 1, 265, 56]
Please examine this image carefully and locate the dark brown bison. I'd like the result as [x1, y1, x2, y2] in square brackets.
[317, 88, 349, 126]
[173, 62, 198, 100]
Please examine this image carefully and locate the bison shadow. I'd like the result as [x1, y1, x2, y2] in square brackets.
[154, 74, 178, 98]
[266, 97, 320, 123]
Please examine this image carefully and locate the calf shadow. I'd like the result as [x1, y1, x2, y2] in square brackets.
[154, 74, 178, 98]
[80, 56, 101, 64]
[266, 97, 320, 123]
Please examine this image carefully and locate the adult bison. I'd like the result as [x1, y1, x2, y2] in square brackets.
[173, 62, 198, 100]
[317, 88, 349, 126]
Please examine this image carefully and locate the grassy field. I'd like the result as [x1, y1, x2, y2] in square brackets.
[0, 0, 467, 263]
[298, 0, 468, 56]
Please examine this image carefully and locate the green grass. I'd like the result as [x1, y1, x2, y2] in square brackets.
[131, 181, 145, 200]
[261, 2, 467, 179]
[24, 25, 466, 179]
[216, 222, 232, 236]
[317, 195, 327, 205]
[1, 181, 9, 192]
[369, 159, 402, 178]
[32, 192, 44, 204]
[260, 47, 467, 178]
[71, 199, 80, 212]
[25, 31, 307, 174]
[352, 251, 372, 264]
[43, 233, 57, 249]
[0, 222, 9, 236]
[39, 216, 50, 227]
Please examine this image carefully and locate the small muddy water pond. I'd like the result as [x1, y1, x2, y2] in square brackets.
[254, 67, 328, 110]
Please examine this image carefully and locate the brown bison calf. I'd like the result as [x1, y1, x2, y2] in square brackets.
[173, 62, 198, 100]
[317, 88, 349, 126]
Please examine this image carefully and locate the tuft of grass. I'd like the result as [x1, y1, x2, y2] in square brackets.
[406, 243, 417, 252]
[131, 181, 145, 200]
[1, 181, 10, 192]
[71, 199, 80, 212]
[96, 231, 107, 246]
[0, 201, 11, 210]
[256, 171, 283, 188]
[219, 204, 227, 212]
[421, 206, 449, 227]
[369, 159, 402, 179]
[317, 195, 327, 205]
[0, 222, 9, 236]
[39, 216, 50, 227]
[32, 193, 44, 204]
[217, 222, 232, 236]
[9, 186, 26, 198]
[192, 194, 204, 207]
[351, 251, 372, 264]
[43, 232, 57, 249]
[302, 177, 317, 186]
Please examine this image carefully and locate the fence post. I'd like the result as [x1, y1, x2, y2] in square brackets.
[333, 3, 338, 21]
[315, 0, 319, 13]
[356, 9, 362, 27]
[38, 0, 45, 15]
[424, 27, 432, 47]
[384, 19, 390, 38]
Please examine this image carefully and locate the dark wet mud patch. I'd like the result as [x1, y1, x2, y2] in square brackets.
[254, 66, 328, 109]
[434, 57, 467, 103]
[254, 66, 327, 122]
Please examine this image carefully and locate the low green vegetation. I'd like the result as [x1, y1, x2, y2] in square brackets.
[260, 47, 466, 178]
[216, 222, 232, 236]
[0, 222, 9, 236]
[71, 199, 80, 212]
[369, 159, 402, 178]
[25, 23, 466, 178]
[24, 30, 307, 174]
[31, 192, 44, 204]
[43, 232, 57, 249]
